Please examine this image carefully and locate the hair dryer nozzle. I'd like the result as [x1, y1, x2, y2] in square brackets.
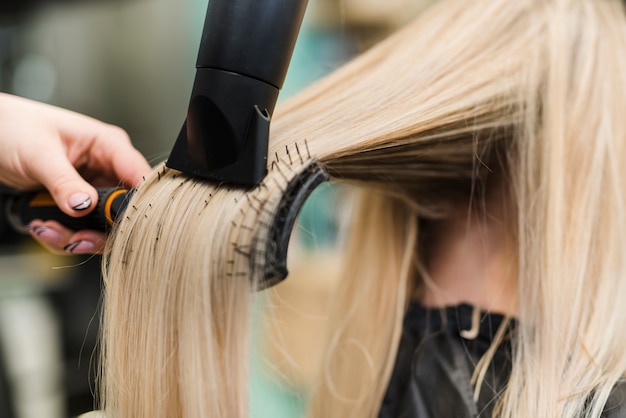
[166, 68, 276, 186]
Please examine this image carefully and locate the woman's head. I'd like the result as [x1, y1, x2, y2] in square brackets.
[101, 0, 626, 416]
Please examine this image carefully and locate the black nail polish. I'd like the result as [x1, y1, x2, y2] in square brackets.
[72, 197, 92, 211]
[64, 241, 82, 253]
[32, 226, 49, 236]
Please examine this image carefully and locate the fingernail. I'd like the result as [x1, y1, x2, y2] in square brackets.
[30, 226, 62, 243]
[64, 240, 97, 254]
[68, 193, 92, 211]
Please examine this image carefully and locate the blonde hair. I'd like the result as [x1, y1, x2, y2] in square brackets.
[100, 0, 626, 416]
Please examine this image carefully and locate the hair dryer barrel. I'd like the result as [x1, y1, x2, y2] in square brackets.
[197, 0, 309, 89]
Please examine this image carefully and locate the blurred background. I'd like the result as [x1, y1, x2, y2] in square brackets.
[0, 0, 431, 416]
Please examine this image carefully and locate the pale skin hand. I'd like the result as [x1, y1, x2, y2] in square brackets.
[0, 93, 152, 254]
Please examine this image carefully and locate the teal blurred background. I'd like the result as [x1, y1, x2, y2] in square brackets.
[0, 1, 429, 416]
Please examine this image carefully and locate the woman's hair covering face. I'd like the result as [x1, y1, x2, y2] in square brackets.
[100, 0, 626, 417]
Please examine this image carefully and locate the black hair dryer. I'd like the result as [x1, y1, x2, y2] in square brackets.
[166, 0, 309, 187]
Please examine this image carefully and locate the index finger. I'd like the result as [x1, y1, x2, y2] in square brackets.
[69, 123, 152, 188]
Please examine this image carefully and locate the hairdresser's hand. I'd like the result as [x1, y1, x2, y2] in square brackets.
[0, 93, 151, 254]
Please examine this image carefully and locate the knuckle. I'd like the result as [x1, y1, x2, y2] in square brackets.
[105, 124, 131, 143]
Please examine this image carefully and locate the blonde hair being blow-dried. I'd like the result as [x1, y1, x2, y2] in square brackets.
[100, 0, 626, 416]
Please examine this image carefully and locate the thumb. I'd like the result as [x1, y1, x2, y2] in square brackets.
[34, 159, 98, 217]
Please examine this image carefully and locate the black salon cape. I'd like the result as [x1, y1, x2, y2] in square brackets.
[378, 303, 626, 418]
